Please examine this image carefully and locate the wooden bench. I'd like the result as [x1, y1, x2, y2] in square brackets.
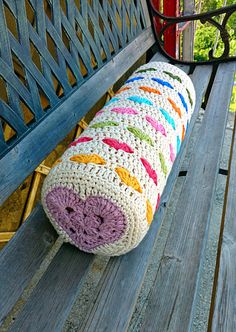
[0, 1, 235, 331]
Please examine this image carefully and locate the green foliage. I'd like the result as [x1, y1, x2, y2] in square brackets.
[203, 0, 236, 38]
[194, 0, 236, 61]
[230, 81, 236, 112]
[194, 25, 216, 61]
[193, 0, 236, 113]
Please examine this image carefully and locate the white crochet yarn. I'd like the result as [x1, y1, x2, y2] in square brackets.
[41, 61, 196, 256]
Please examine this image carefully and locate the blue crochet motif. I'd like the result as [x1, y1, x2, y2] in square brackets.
[177, 136, 181, 153]
[126, 77, 144, 83]
[178, 92, 188, 113]
[151, 78, 174, 89]
[127, 96, 153, 106]
[159, 108, 176, 130]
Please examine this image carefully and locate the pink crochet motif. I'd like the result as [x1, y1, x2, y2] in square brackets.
[111, 107, 139, 115]
[95, 109, 105, 117]
[169, 144, 175, 163]
[156, 193, 161, 210]
[69, 137, 93, 147]
[102, 138, 134, 153]
[145, 115, 167, 137]
[140, 157, 158, 185]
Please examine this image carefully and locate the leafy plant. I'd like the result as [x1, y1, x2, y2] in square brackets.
[194, 0, 236, 60]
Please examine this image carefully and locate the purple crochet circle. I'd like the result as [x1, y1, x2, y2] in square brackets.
[45, 187, 126, 251]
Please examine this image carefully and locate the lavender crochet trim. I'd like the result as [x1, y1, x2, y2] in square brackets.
[46, 187, 127, 251]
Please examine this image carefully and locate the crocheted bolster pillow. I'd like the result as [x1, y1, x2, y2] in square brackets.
[41, 62, 196, 256]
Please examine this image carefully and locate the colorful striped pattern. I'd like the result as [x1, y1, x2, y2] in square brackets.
[42, 61, 195, 256]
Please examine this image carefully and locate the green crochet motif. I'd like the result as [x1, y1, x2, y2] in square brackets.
[136, 68, 157, 73]
[127, 126, 154, 146]
[159, 152, 168, 177]
[163, 71, 182, 83]
[186, 88, 193, 107]
[90, 121, 119, 129]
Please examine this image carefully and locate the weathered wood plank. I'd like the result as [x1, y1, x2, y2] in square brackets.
[150, 50, 170, 63]
[150, 51, 189, 73]
[188, 121, 235, 332]
[188, 112, 235, 332]
[140, 62, 235, 332]
[0, 204, 58, 326]
[9, 244, 94, 332]
[140, 0, 152, 27]
[79, 65, 212, 332]
[0, 27, 156, 205]
[211, 113, 236, 332]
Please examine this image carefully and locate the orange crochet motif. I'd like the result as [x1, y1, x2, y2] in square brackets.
[146, 200, 153, 225]
[182, 124, 185, 141]
[116, 87, 131, 94]
[52, 159, 62, 168]
[139, 86, 161, 95]
[167, 97, 182, 118]
[115, 167, 142, 193]
[70, 154, 107, 165]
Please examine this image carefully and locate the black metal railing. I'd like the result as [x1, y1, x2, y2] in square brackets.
[149, 1, 236, 65]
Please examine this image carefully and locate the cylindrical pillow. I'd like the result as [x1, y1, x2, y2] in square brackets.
[41, 62, 195, 256]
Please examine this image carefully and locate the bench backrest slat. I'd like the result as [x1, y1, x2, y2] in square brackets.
[0, 0, 155, 204]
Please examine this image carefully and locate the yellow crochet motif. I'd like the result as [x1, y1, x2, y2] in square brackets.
[70, 154, 107, 165]
[115, 167, 142, 193]
[146, 200, 153, 225]
[52, 159, 62, 168]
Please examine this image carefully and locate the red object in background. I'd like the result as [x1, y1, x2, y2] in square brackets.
[152, 0, 162, 34]
[163, 0, 180, 58]
[152, 0, 180, 59]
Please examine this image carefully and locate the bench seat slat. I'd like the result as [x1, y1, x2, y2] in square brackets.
[212, 110, 236, 331]
[8, 244, 94, 332]
[0, 204, 58, 326]
[140, 62, 236, 332]
[151, 51, 190, 73]
[78, 65, 212, 332]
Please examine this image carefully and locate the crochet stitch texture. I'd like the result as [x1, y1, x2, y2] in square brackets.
[41, 62, 196, 256]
